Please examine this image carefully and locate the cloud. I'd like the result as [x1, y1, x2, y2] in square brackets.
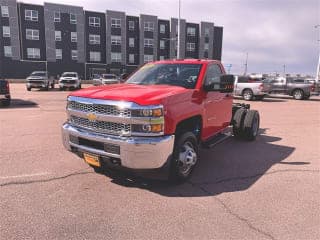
[23, 0, 320, 75]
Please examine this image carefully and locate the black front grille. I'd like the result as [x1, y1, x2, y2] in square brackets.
[61, 80, 76, 84]
[70, 135, 120, 155]
[29, 80, 44, 84]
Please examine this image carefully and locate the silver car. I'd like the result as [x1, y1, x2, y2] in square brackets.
[233, 75, 267, 100]
[26, 71, 55, 91]
[93, 74, 119, 86]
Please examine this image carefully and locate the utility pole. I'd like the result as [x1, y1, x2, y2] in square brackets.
[283, 64, 286, 77]
[177, 0, 181, 59]
[244, 52, 248, 75]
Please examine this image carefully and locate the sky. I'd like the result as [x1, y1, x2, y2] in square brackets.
[24, 0, 319, 76]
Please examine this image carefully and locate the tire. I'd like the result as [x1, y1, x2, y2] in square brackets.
[44, 84, 49, 91]
[242, 110, 260, 141]
[27, 87, 31, 91]
[78, 83, 82, 89]
[243, 89, 254, 101]
[51, 83, 55, 89]
[293, 89, 304, 100]
[169, 132, 198, 183]
[304, 94, 310, 100]
[59, 87, 63, 91]
[232, 108, 247, 139]
[1, 99, 10, 107]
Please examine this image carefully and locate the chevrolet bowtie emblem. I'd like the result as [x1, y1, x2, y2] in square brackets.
[87, 113, 97, 121]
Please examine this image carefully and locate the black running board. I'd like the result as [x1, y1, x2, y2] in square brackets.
[202, 132, 232, 149]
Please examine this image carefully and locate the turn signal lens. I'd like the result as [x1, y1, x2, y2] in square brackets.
[151, 124, 163, 132]
[152, 108, 163, 117]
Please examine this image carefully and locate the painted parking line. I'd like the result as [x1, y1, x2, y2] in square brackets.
[0, 172, 50, 180]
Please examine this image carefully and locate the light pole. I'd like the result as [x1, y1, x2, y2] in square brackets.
[315, 25, 320, 83]
[244, 52, 248, 75]
[177, 0, 181, 59]
[283, 64, 286, 77]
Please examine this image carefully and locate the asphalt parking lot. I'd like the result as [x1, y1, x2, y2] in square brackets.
[0, 84, 319, 240]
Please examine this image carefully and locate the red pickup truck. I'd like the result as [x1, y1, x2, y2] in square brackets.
[62, 59, 260, 182]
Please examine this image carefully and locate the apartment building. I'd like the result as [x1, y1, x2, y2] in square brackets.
[0, 0, 223, 79]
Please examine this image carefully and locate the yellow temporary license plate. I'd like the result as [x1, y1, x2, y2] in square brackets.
[83, 153, 100, 167]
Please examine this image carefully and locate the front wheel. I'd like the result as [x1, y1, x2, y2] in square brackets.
[169, 132, 198, 183]
[27, 87, 31, 91]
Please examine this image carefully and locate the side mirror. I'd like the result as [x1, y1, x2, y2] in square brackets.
[204, 74, 234, 93]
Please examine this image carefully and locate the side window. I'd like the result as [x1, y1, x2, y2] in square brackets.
[204, 64, 222, 86]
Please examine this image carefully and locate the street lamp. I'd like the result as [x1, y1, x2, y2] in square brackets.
[177, 0, 181, 59]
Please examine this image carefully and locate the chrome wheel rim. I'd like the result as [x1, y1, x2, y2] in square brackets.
[294, 90, 302, 99]
[177, 141, 197, 176]
[244, 91, 252, 100]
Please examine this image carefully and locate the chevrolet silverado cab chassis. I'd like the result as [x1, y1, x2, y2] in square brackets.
[62, 59, 260, 182]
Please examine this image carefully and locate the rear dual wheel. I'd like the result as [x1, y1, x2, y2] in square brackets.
[233, 109, 260, 141]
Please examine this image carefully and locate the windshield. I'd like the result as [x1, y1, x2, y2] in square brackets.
[126, 63, 202, 89]
[102, 74, 117, 79]
[31, 72, 46, 77]
[62, 73, 77, 78]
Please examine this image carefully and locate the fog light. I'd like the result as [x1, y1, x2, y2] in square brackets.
[151, 124, 163, 132]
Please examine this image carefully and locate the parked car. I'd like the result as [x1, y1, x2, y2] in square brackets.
[0, 79, 11, 106]
[233, 75, 267, 100]
[26, 71, 54, 91]
[263, 77, 314, 100]
[62, 59, 260, 182]
[92, 74, 102, 86]
[59, 72, 81, 90]
[101, 74, 119, 85]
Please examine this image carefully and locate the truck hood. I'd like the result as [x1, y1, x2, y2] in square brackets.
[69, 84, 189, 105]
[27, 76, 44, 80]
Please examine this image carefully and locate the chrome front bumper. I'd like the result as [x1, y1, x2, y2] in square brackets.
[59, 83, 78, 88]
[0, 94, 10, 100]
[62, 123, 175, 169]
[26, 82, 47, 88]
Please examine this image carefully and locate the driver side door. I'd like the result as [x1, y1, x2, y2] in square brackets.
[202, 64, 233, 140]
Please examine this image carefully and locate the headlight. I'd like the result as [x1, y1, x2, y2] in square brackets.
[132, 106, 163, 117]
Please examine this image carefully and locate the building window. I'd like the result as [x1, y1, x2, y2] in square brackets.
[2, 26, 10, 38]
[71, 32, 77, 42]
[1, 6, 9, 17]
[144, 54, 153, 63]
[27, 48, 40, 59]
[4, 46, 12, 57]
[56, 49, 62, 59]
[25, 10, 38, 21]
[204, 43, 209, 50]
[55, 31, 61, 41]
[111, 52, 122, 63]
[90, 51, 101, 62]
[128, 21, 134, 30]
[111, 18, 121, 28]
[159, 56, 165, 60]
[89, 34, 100, 45]
[129, 54, 134, 63]
[159, 40, 165, 49]
[144, 38, 154, 48]
[186, 42, 195, 52]
[160, 24, 165, 34]
[111, 35, 121, 45]
[129, 38, 134, 47]
[54, 11, 60, 22]
[70, 13, 77, 24]
[26, 29, 39, 40]
[89, 17, 100, 27]
[144, 22, 154, 32]
[187, 27, 196, 36]
[205, 28, 210, 36]
[71, 50, 78, 60]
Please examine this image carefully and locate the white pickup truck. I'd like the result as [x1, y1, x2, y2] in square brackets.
[233, 76, 267, 100]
